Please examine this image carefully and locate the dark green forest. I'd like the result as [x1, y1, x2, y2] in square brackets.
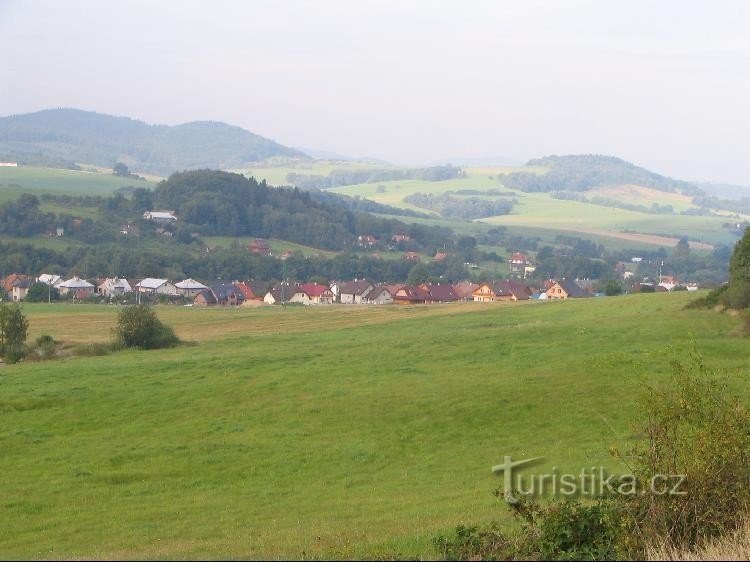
[0, 108, 305, 174]
[499, 154, 703, 194]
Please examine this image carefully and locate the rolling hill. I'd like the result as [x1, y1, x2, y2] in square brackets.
[0, 108, 307, 175]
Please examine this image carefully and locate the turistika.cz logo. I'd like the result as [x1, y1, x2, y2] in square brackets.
[491, 455, 686, 504]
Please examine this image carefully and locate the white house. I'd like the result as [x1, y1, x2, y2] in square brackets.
[339, 280, 374, 304]
[143, 211, 177, 223]
[135, 278, 178, 295]
[97, 278, 133, 298]
[175, 278, 208, 298]
[58, 276, 95, 296]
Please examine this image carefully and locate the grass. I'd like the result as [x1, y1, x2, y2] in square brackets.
[201, 236, 339, 258]
[1, 293, 747, 559]
[0, 166, 157, 202]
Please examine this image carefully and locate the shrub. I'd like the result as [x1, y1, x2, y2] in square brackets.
[617, 351, 750, 552]
[604, 279, 623, 296]
[0, 302, 29, 364]
[28, 334, 58, 360]
[685, 284, 728, 309]
[114, 305, 179, 350]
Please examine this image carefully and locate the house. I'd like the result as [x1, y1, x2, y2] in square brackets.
[135, 278, 178, 295]
[2, 274, 31, 294]
[209, 283, 245, 306]
[421, 283, 459, 303]
[339, 280, 374, 304]
[175, 278, 208, 298]
[403, 252, 421, 262]
[37, 274, 62, 288]
[365, 284, 398, 305]
[264, 282, 298, 305]
[509, 252, 529, 274]
[356, 235, 378, 248]
[58, 276, 95, 296]
[292, 283, 335, 305]
[472, 280, 532, 302]
[11, 278, 32, 302]
[391, 232, 411, 243]
[545, 279, 590, 299]
[194, 289, 218, 306]
[56, 227, 64, 237]
[234, 281, 268, 301]
[143, 210, 177, 223]
[393, 285, 431, 305]
[452, 281, 479, 301]
[433, 251, 448, 262]
[97, 277, 133, 298]
[248, 239, 272, 255]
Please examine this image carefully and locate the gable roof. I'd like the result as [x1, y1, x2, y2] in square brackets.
[423, 283, 459, 302]
[210, 283, 245, 302]
[452, 281, 479, 299]
[395, 285, 431, 301]
[267, 281, 298, 303]
[234, 280, 268, 299]
[298, 283, 332, 298]
[339, 280, 373, 296]
[37, 274, 62, 286]
[195, 289, 217, 305]
[12, 278, 32, 289]
[59, 276, 94, 289]
[136, 278, 170, 290]
[175, 278, 208, 290]
[554, 279, 589, 298]
[99, 277, 133, 291]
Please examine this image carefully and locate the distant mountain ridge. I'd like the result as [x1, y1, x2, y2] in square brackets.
[500, 154, 703, 195]
[0, 108, 308, 175]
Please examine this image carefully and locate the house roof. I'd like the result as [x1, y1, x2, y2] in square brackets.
[144, 211, 177, 220]
[37, 274, 61, 286]
[3, 274, 31, 293]
[210, 283, 245, 302]
[175, 278, 208, 290]
[367, 285, 394, 300]
[267, 282, 298, 302]
[12, 278, 32, 289]
[339, 280, 373, 296]
[395, 285, 431, 301]
[298, 283, 332, 298]
[453, 281, 479, 299]
[234, 280, 268, 299]
[553, 279, 589, 298]
[59, 276, 94, 289]
[195, 289, 217, 305]
[423, 283, 459, 302]
[136, 278, 170, 289]
[510, 252, 528, 263]
[99, 278, 132, 291]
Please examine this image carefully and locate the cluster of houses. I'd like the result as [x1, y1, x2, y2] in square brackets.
[1, 271, 636, 307]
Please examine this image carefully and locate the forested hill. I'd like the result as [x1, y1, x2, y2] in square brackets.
[151, 170, 450, 250]
[499, 154, 703, 195]
[0, 108, 307, 175]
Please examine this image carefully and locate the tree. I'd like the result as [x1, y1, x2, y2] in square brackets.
[113, 162, 130, 177]
[604, 279, 623, 296]
[114, 305, 179, 350]
[723, 227, 750, 308]
[0, 302, 29, 363]
[406, 262, 429, 285]
[24, 281, 59, 303]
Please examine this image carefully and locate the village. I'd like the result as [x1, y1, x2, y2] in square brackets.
[1, 240, 697, 308]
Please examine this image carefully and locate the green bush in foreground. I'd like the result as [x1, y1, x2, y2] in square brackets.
[0, 302, 29, 363]
[436, 351, 750, 560]
[114, 305, 179, 350]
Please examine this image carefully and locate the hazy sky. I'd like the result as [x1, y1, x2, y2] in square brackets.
[2, 1, 749, 183]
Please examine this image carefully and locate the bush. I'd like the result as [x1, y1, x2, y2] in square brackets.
[617, 351, 750, 551]
[685, 283, 728, 309]
[27, 334, 58, 360]
[433, 498, 623, 561]
[604, 279, 623, 296]
[0, 302, 29, 364]
[114, 305, 179, 350]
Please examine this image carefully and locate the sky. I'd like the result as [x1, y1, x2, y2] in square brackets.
[2, 0, 749, 183]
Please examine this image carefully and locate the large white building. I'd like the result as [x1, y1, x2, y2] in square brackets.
[135, 278, 178, 295]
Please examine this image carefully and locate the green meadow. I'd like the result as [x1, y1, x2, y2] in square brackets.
[1, 293, 747, 559]
[0, 166, 157, 202]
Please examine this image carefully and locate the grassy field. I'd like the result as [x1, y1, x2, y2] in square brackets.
[0, 166, 157, 202]
[1, 293, 747, 559]
[201, 237, 339, 259]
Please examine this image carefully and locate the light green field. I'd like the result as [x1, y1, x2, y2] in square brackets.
[202, 237, 339, 258]
[231, 160, 395, 188]
[1, 293, 746, 559]
[0, 166, 157, 202]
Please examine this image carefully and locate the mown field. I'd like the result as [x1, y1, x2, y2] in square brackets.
[0, 166, 157, 202]
[1, 293, 747, 559]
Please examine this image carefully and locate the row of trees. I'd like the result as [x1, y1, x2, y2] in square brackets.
[404, 192, 515, 220]
[285, 165, 462, 190]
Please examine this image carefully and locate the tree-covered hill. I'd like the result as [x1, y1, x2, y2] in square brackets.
[0, 108, 307, 175]
[499, 154, 703, 195]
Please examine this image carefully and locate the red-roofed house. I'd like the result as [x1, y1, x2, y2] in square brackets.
[291, 283, 334, 305]
[393, 285, 431, 305]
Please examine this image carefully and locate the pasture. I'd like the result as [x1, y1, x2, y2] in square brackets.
[1, 293, 747, 559]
